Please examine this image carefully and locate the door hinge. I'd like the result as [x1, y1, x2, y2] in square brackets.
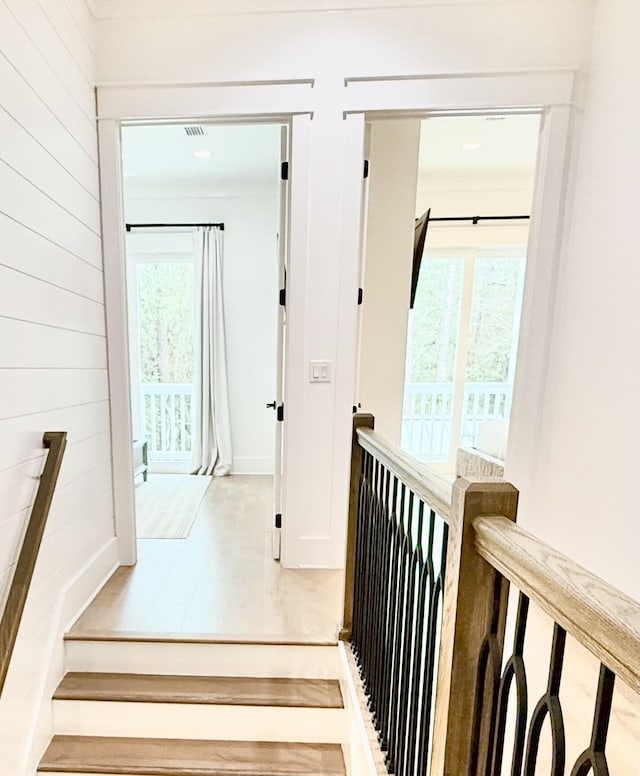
[279, 288, 286, 306]
[275, 513, 282, 528]
[281, 161, 289, 181]
[363, 159, 370, 179]
[277, 404, 284, 422]
[357, 287, 363, 305]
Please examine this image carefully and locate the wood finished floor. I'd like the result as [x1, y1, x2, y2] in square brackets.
[39, 736, 347, 775]
[71, 476, 344, 642]
[54, 673, 344, 708]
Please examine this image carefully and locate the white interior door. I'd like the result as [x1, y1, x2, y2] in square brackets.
[272, 124, 290, 560]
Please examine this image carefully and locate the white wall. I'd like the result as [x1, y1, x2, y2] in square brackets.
[506, 0, 640, 599]
[125, 196, 279, 475]
[92, 1, 595, 569]
[0, 1, 117, 772]
[93, 2, 593, 83]
[359, 120, 420, 444]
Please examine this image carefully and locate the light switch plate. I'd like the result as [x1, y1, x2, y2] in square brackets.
[309, 360, 332, 383]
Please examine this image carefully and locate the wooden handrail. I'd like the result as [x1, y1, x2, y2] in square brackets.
[474, 514, 640, 693]
[344, 412, 639, 774]
[0, 431, 67, 696]
[356, 426, 454, 523]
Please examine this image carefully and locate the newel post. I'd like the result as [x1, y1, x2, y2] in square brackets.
[339, 412, 375, 641]
[430, 478, 519, 775]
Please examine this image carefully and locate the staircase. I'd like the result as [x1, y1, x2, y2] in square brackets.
[38, 635, 348, 775]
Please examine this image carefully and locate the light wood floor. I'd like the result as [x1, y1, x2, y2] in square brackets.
[72, 475, 344, 642]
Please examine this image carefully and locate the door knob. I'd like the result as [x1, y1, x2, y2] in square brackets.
[266, 401, 276, 409]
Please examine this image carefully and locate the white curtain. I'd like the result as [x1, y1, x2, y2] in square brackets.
[191, 227, 233, 476]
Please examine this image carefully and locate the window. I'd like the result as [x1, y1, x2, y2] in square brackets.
[136, 261, 195, 463]
[402, 246, 526, 469]
[125, 228, 198, 469]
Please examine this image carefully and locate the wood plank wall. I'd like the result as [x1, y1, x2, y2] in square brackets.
[0, 0, 115, 770]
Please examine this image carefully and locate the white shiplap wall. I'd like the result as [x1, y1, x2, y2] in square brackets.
[0, 1, 117, 772]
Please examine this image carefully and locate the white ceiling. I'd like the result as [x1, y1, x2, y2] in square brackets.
[418, 113, 541, 180]
[122, 123, 282, 198]
[121, 114, 540, 200]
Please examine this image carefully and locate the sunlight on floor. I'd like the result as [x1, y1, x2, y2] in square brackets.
[71, 475, 344, 642]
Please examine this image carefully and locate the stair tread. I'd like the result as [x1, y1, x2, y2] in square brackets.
[54, 673, 343, 708]
[39, 736, 346, 775]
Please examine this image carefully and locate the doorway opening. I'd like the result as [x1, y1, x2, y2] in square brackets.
[74, 114, 344, 642]
[358, 113, 540, 474]
[122, 121, 283, 534]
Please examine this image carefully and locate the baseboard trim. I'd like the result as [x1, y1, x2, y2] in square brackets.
[230, 457, 274, 475]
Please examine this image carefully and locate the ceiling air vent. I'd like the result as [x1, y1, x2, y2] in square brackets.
[184, 126, 206, 136]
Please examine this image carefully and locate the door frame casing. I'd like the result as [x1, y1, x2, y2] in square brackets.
[97, 92, 305, 566]
[97, 71, 576, 567]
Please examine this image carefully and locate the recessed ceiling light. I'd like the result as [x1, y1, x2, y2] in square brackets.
[193, 149, 212, 159]
[461, 142, 481, 151]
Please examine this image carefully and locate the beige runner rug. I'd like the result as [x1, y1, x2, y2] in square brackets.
[135, 474, 211, 539]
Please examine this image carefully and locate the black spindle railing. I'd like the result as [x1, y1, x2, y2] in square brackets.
[471, 515, 640, 776]
[472, 585, 623, 776]
[342, 415, 637, 776]
[349, 424, 451, 775]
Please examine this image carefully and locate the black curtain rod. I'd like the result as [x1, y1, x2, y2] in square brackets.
[428, 215, 529, 225]
[125, 222, 224, 231]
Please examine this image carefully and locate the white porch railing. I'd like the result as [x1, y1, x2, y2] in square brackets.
[401, 381, 512, 461]
[141, 383, 194, 462]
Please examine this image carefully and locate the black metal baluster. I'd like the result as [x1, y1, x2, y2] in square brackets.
[373, 470, 392, 743]
[405, 500, 428, 776]
[354, 452, 370, 669]
[351, 450, 370, 654]
[362, 457, 379, 693]
[408, 507, 436, 775]
[385, 482, 406, 767]
[376, 468, 394, 735]
[369, 461, 386, 723]
[470, 574, 509, 776]
[490, 592, 529, 776]
[569, 664, 615, 776]
[388, 486, 409, 770]
[379, 477, 398, 749]
[523, 623, 566, 776]
[416, 514, 448, 775]
[394, 493, 416, 776]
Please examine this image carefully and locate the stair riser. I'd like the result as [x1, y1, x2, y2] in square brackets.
[65, 641, 341, 679]
[53, 700, 346, 744]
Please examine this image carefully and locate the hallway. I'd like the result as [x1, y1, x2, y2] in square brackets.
[71, 476, 344, 642]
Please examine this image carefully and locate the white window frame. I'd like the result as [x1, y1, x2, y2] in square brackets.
[125, 238, 197, 472]
[406, 244, 527, 471]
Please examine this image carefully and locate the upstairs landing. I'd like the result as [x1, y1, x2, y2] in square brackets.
[71, 475, 343, 644]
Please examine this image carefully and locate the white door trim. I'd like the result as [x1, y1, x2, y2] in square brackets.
[97, 70, 576, 567]
[98, 118, 137, 566]
[97, 85, 308, 566]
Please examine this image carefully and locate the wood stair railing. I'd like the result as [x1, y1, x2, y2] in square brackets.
[0, 431, 67, 696]
[342, 413, 640, 775]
